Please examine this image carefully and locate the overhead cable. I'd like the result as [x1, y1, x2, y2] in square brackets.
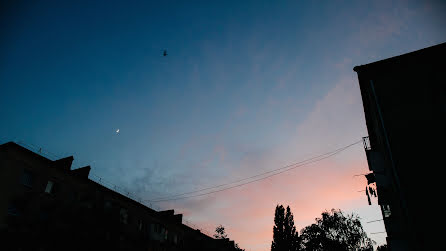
[146, 140, 362, 202]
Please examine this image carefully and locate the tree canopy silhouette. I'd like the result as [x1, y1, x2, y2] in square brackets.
[214, 224, 228, 239]
[271, 205, 300, 251]
[299, 209, 374, 251]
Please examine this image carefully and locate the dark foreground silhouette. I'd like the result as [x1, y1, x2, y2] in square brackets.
[272, 205, 374, 251]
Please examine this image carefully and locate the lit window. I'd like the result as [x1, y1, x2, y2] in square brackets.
[21, 170, 33, 187]
[45, 181, 55, 194]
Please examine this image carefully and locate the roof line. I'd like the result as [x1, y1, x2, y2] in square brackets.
[353, 42, 446, 72]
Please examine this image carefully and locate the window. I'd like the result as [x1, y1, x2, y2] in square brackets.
[153, 223, 160, 233]
[44, 180, 57, 194]
[382, 204, 391, 218]
[85, 202, 93, 209]
[7, 203, 20, 216]
[20, 170, 33, 187]
[104, 201, 112, 210]
[144, 223, 150, 238]
[119, 208, 128, 224]
[153, 223, 164, 234]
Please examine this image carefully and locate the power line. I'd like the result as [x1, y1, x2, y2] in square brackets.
[370, 231, 387, 235]
[12, 138, 362, 203]
[8, 138, 363, 237]
[149, 149, 347, 202]
[10, 139, 363, 226]
[366, 219, 384, 223]
[147, 142, 357, 201]
[146, 140, 362, 202]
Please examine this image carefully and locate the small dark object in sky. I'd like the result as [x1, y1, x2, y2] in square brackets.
[163, 50, 168, 56]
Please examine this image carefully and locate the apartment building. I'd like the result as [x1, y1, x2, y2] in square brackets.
[354, 42, 446, 251]
[0, 141, 239, 251]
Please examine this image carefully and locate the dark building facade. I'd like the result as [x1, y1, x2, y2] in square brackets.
[0, 142, 240, 251]
[354, 42, 446, 251]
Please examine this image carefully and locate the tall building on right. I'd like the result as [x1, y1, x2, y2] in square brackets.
[354, 42, 446, 251]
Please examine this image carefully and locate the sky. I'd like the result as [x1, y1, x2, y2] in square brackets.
[1, 0, 445, 250]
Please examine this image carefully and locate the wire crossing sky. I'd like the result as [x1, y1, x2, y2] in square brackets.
[147, 140, 362, 202]
[1, 1, 445, 250]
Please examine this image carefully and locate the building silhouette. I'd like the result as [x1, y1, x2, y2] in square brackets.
[354, 42, 446, 251]
[0, 141, 239, 251]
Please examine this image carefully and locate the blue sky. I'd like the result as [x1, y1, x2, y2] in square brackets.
[1, 1, 445, 250]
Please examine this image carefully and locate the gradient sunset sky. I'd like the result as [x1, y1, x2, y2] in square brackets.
[1, 1, 445, 250]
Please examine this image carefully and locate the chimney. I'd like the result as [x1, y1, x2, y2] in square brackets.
[173, 214, 183, 223]
[71, 165, 91, 178]
[159, 209, 175, 216]
[52, 156, 74, 171]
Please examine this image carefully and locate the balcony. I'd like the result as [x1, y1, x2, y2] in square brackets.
[362, 136, 385, 173]
[363, 136, 392, 189]
[363, 136, 372, 151]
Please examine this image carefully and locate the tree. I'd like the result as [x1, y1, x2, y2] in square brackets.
[214, 224, 245, 251]
[214, 224, 228, 239]
[272, 205, 300, 251]
[299, 209, 374, 251]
